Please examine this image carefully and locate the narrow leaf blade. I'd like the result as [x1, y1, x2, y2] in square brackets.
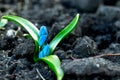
[49, 14, 80, 54]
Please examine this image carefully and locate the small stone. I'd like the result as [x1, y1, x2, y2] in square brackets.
[6, 29, 16, 38]
[96, 64, 100, 68]
[72, 36, 97, 58]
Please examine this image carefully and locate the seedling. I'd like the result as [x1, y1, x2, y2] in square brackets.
[0, 14, 80, 80]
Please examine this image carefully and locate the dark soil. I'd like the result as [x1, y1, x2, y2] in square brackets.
[0, 0, 120, 80]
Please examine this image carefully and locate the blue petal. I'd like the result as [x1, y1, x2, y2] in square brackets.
[43, 44, 50, 56]
[39, 26, 48, 36]
[39, 51, 44, 58]
[39, 35, 47, 46]
[39, 26, 48, 46]
[38, 44, 50, 58]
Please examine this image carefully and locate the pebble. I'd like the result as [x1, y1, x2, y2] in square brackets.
[72, 36, 97, 58]
[6, 29, 16, 38]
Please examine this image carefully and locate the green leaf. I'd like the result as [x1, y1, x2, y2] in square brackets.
[49, 14, 80, 54]
[1, 15, 40, 57]
[0, 19, 8, 28]
[41, 55, 64, 80]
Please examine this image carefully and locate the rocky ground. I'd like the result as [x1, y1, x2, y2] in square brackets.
[0, 0, 120, 80]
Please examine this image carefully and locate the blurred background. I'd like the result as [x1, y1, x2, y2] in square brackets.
[0, 0, 119, 26]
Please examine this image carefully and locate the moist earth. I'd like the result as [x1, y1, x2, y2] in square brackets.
[0, 0, 120, 80]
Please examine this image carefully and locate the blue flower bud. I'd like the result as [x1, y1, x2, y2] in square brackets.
[38, 50, 44, 58]
[39, 35, 47, 46]
[43, 44, 50, 56]
[39, 44, 50, 58]
[39, 26, 48, 46]
[39, 25, 48, 36]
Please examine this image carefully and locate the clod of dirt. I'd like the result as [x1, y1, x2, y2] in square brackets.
[80, 13, 116, 50]
[54, 49, 66, 60]
[0, 39, 8, 50]
[33, 62, 55, 80]
[0, 35, 17, 50]
[62, 57, 120, 77]
[6, 60, 46, 80]
[104, 43, 120, 53]
[12, 39, 35, 59]
[72, 36, 97, 58]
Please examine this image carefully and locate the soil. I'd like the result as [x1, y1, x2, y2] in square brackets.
[0, 0, 120, 80]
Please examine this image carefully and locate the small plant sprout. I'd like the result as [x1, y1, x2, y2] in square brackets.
[0, 14, 80, 80]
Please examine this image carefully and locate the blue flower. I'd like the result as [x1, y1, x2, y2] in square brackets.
[39, 44, 50, 58]
[39, 26, 48, 46]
